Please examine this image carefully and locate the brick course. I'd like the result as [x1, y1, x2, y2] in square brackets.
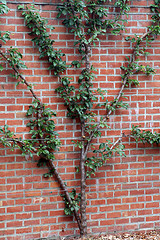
[0, 0, 160, 239]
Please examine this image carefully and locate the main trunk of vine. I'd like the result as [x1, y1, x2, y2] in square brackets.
[80, 123, 87, 236]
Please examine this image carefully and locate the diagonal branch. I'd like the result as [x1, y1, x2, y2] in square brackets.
[0, 50, 39, 101]
[84, 28, 157, 158]
[0, 46, 82, 231]
[46, 158, 82, 233]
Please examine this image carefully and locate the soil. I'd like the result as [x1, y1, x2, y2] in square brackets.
[92, 230, 160, 240]
[38, 230, 160, 240]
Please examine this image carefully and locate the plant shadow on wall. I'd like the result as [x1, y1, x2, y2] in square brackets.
[1, 0, 160, 237]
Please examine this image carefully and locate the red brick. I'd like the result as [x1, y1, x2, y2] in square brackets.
[24, 219, 40, 226]
[0, 230, 14, 236]
[107, 198, 121, 204]
[124, 224, 138, 231]
[99, 192, 113, 198]
[100, 220, 114, 226]
[91, 200, 106, 206]
[16, 213, 32, 220]
[131, 217, 144, 223]
[116, 218, 129, 224]
[131, 203, 144, 209]
[7, 206, 23, 213]
[146, 202, 159, 208]
[33, 211, 48, 218]
[138, 196, 152, 202]
[91, 213, 106, 220]
[7, 221, 23, 228]
[0, 214, 14, 221]
[146, 216, 159, 222]
[122, 211, 136, 217]
[24, 205, 40, 212]
[107, 212, 121, 219]
[122, 197, 137, 203]
[16, 227, 32, 234]
[115, 204, 129, 211]
[140, 223, 154, 229]
[130, 190, 144, 196]
[114, 191, 128, 197]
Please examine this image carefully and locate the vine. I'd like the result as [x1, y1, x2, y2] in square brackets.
[0, 0, 160, 237]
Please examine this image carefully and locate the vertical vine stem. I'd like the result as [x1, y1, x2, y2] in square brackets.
[80, 123, 87, 236]
[79, 40, 92, 236]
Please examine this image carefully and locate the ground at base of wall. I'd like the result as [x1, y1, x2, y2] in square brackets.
[95, 230, 160, 240]
[37, 230, 160, 240]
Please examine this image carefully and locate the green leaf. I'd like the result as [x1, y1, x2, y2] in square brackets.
[0, 65, 3, 71]
[17, 5, 24, 10]
[64, 208, 72, 216]
[26, 106, 33, 116]
[99, 143, 105, 149]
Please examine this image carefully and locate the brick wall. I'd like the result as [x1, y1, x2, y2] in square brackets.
[0, 0, 160, 239]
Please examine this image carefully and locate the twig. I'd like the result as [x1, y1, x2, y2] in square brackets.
[0, 50, 39, 101]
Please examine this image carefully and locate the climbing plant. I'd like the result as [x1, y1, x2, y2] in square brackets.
[0, 0, 160, 237]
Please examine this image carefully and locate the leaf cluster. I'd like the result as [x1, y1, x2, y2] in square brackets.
[0, 125, 35, 157]
[106, 98, 129, 113]
[18, 4, 67, 76]
[0, 0, 9, 15]
[43, 169, 55, 178]
[0, 125, 15, 148]
[56, 70, 96, 122]
[0, 0, 11, 71]
[61, 189, 81, 216]
[26, 100, 61, 159]
[119, 34, 157, 87]
[0, 46, 28, 80]
[131, 125, 160, 145]
[57, 0, 88, 39]
[57, 0, 130, 48]
[8, 47, 27, 69]
[150, 0, 160, 26]
[85, 140, 125, 177]
[84, 118, 109, 142]
[0, 31, 10, 44]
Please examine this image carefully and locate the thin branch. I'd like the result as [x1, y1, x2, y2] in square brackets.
[5, 137, 32, 148]
[0, 50, 39, 101]
[107, 30, 153, 118]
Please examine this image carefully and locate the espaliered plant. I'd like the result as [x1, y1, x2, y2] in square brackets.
[1, 0, 160, 237]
